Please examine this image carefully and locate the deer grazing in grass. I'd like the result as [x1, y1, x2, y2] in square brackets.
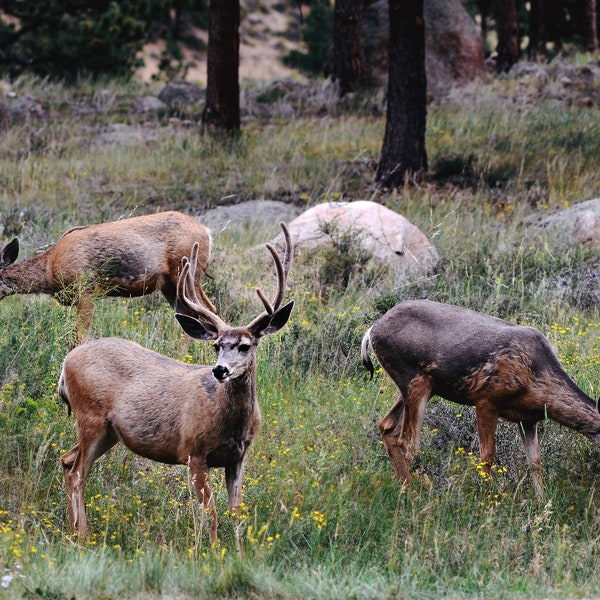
[58, 223, 294, 543]
[361, 299, 600, 496]
[0, 211, 214, 343]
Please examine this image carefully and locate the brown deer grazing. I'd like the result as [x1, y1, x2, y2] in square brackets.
[58, 223, 294, 543]
[361, 299, 600, 496]
[0, 211, 214, 343]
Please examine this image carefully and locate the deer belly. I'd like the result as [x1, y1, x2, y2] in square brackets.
[109, 418, 181, 464]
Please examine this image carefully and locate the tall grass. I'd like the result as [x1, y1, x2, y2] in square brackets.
[0, 71, 600, 598]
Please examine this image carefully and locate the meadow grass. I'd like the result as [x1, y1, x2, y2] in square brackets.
[1, 71, 600, 598]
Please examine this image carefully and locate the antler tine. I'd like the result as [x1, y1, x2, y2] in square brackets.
[248, 222, 293, 326]
[177, 247, 226, 330]
[184, 241, 217, 314]
[280, 221, 292, 281]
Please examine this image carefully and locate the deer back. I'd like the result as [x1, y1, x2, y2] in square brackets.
[0, 211, 211, 299]
[368, 299, 600, 430]
[50, 212, 211, 294]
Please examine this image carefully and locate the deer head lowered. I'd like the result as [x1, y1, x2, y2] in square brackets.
[59, 223, 294, 543]
[0, 211, 214, 343]
[361, 299, 600, 497]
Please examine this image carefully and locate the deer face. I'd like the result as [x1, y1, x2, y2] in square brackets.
[175, 301, 294, 384]
[0, 238, 19, 299]
[212, 330, 257, 382]
[175, 222, 294, 387]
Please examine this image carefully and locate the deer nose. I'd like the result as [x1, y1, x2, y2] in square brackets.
[212, 365, 230, 381]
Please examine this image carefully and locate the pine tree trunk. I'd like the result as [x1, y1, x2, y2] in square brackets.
[529, 0, 546, 59]
[584, 0, 598, 53]
[328, 0, 366, 96]
[376, 0, 427, 188]
[202, 0, 240, 132]
[496, 0, 519, 72]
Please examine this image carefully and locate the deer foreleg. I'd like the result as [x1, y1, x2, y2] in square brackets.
[518, 420, 544, 499]
[225, 461, 245, 510]
[189, 459, 218, 544]
[475, 402, 499, 475]
[75, 294, 95, 344]
[379, 396, 411, 483]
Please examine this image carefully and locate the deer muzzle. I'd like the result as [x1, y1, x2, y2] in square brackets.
[212, 365, 230, 382]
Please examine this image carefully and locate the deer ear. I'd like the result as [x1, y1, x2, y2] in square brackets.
[0, 238, 19, 268]
[249, 300, 294, 338]
[175, 313, 219, 341]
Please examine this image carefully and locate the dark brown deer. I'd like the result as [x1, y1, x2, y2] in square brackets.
[361, 299, 600, 496]
[0, 211, 214, 342]
[58, 223, 294, 543]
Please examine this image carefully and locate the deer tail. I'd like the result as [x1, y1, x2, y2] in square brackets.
[57, 367, 72, 417]
[361, 327, 375, 381]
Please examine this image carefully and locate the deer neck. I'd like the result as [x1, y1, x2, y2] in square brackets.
[2, 253, 58, 295]
[223, 370, 258, 417]
[545, 374, 600, 446]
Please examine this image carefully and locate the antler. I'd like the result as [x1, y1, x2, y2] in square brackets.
[177, 242, 227, 331]
[248, 222, 293, 326]
[177, 223, 292, 331]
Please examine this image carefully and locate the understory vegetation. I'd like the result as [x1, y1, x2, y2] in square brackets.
[1, 66, 600, 598]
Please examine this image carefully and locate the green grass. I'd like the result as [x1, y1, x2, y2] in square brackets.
[1, 71, 600, 598]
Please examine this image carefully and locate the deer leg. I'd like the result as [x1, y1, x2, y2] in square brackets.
[189, 458, 218, 544]
[379, 396, 411, 483]
[225, 460, 245, 510]
[61, 444, 82, 533]
[61, 431, 117, 537]
[475, 402, 499, 475]
[401, 375, 433, 463]
[518, 420, 544, 499]
[75, 294, 95, 344]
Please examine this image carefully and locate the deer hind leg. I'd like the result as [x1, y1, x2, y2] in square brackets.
[379, 396, 411, 483]
[518, 420, 543, 499]
[475, 401, 499, 476]
[61, 444, 82, 534]
[401, 375, 433, 464]
[189, 458, 218, 544]
[61, 431, 118, 537]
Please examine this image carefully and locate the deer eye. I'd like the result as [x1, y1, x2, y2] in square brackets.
[238, 343, 251, 353]
[213, 343, 220, 353]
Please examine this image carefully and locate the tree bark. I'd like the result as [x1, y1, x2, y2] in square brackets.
[495, 0, 519, 72]
[327, 0, 366, 96]
[583, 0, 598, 53]
[528, 0, 546, 59]
[375, 0, 427, 188]
[202, 0, 240, 132]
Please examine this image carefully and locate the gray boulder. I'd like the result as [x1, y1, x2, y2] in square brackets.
[524, 198, 600, 249]
[270, 200, 439, 286]
[200, 200, 302, 234]
[158, 80, 205, 107]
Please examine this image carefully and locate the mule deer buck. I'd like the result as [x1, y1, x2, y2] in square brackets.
[58, 223, 294, 543]
[0, 211, 214, 343]
[361, 299, 600, 496]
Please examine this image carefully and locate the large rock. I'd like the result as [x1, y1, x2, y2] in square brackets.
[200, 200, 302, 234]
[158, 79, 204, 107]
[270, 200, 439, 286]
[363, 0, 484, 101]
[524, 198, 600, 249]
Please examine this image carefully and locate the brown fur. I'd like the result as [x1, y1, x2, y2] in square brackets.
[0, 211, 213, 342]
[59, 223, 294, 544]
[361, 299, 600, 496]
